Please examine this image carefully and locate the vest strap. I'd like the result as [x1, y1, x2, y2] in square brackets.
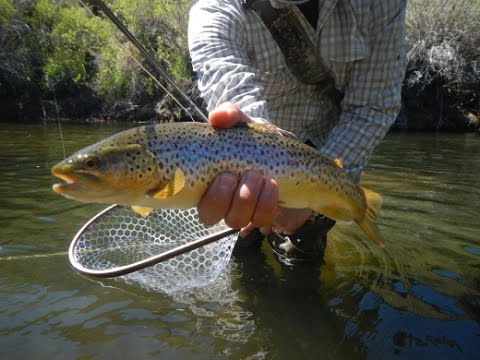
[243, 0, 334, 86]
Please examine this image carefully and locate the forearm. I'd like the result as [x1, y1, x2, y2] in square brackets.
[320, 105, 400, 178]
[320, 0, 407, 178]
[188, 0, 270, 123]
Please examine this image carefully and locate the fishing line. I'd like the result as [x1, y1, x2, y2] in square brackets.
[120, 42, 197, 122]
[0, 252, 68, 261]
[51, 82, 66, 158]
[37, 0, 67, 159]
[50, 2, 66, 159]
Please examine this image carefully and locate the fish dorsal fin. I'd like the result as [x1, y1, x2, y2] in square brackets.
[333, 158, 344, 169]
[150, 168, 185, 199]
[242, 122, 297, 139]
[131, 206, 154, 217]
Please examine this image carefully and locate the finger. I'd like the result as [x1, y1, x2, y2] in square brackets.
[224, 170, 263, 229]
[197, 173, 238, 226]
[251, 178, 278, 228]
[239, 222, 256, 238]
[208, 102, 252, 128]
[272, 208, 312, 234]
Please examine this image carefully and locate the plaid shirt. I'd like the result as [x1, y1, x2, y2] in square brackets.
[188, 0, 407, 177]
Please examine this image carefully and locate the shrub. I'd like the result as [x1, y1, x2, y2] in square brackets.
[406, 0, 480, 91]
[0, 0, 15, 27]
[27, 0, 193, 105]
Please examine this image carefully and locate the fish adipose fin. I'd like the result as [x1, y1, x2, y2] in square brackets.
[150, 168, 185, 199]
[355, 186, 385, 248]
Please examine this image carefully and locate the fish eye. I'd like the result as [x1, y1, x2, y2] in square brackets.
[83, 156, 100, 170]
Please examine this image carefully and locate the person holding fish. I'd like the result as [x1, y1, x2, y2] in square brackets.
[188, 0, 407, 262]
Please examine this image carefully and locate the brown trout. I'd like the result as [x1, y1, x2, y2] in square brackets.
[52, 122, 385, 247]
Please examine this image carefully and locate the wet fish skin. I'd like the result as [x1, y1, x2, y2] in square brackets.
[52, 122, 385, 247]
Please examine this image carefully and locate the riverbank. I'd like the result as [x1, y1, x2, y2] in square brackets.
[0, 0, 478, 131]
[3, 76, 478, 133]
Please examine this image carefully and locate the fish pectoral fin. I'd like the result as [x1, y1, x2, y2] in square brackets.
[131, 206, 154, 217]
[150, 168, 185, 199]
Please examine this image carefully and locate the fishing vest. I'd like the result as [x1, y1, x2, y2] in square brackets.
[241, 0, 335, 87]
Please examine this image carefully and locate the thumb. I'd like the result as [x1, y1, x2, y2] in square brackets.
[208, 102, 252, 128]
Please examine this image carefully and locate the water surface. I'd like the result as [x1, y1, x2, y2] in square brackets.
[0, 123, 478, 359]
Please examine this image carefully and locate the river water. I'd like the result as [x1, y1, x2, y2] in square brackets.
[0, 123, 478, 359]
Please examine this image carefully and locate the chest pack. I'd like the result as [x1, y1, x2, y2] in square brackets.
[241, 0, 334, 86]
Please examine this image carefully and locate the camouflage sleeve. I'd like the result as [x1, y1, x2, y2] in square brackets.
[188, 0, 270, 123]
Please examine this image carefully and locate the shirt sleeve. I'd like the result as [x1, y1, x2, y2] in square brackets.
[319, 1, 407, 177]
[188, 0, 270, 123]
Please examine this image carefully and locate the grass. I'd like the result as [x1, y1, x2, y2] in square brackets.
[406, 0, 480, 90]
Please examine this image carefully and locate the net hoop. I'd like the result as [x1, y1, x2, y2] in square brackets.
[68, 204, 238, 278]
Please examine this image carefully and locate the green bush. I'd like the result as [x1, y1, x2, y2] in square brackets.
[110, 0, 191, 85]
[44, 6, 108, 83]
[0, 0, 193, 108]
[0, 0, 14, 26]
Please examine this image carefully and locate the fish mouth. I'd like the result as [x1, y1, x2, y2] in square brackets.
[52, 181, 88, 195]
[51, 166, 97, 195]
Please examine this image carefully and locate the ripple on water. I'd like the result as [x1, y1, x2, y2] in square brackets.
[1, 127, 480, 359]
[464, 245, 480, 256]
[169, 267, 256, 344]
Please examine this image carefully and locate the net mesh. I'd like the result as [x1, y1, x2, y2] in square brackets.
[70, 205, 238, 294]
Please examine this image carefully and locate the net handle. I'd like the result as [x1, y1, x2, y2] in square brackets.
[68, 205, 238, 278]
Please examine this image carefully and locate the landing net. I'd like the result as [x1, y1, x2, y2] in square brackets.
[69, 205, 238, 293]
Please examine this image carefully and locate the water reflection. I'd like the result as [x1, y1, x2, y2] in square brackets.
[0, 125, 478, 359]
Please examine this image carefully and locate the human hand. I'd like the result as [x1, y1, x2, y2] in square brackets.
[197, 102, 312, 236]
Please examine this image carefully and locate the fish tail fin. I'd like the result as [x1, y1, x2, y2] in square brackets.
[355, 186, 385, 248]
